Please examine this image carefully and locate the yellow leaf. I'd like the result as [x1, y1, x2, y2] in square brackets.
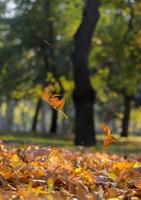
[75, 168, 82, 173]
[10, 154, 24, 168]
[107, 172, 117, 181]
[47, 178, 54, 192]
[101, 124, 117, 149]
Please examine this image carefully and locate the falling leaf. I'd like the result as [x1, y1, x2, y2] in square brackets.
[43, 86, 68, 119]
[101, 124, 117, 148]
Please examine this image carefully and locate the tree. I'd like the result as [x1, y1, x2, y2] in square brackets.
[91, 0, 141, 137]
[0, 0, 70, 133]
[72, 0, 100, 146]
[109, 1, 141, 137]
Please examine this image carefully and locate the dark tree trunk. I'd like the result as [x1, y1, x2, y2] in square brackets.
[49, 79, 64, 135]
[72, 0, 100, 146]
[32, 98, 42, 132]
[43, 1, 60, 135]
[50, 108, 58, 135]
[41, 103, 46, 133]
[31, 1, 54, 133]
[121, 95, 132, 137]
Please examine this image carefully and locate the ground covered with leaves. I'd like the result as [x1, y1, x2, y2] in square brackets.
[0, 141, 141, 200]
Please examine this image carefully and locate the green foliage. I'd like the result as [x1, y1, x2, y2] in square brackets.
[90, 0, 141, 100]
[0, 0, 141, 135]
[0, 0, 83, 99]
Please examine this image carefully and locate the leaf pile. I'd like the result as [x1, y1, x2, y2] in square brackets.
[0, 142, 141, 199]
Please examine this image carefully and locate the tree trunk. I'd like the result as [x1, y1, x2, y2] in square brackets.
[32, 98, 42, 132]
[72, 0, 100, 146]
[49, 79, 64, 135]
[41, 103, 47, 134]
[5, 99, 15, 130]
[50, 108, 58, 135]
[32, 1, 54, 133]
[121, 95, 132, 137]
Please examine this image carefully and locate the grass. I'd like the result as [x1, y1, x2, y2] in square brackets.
[1, 134, 74, 147]
[1, 134, 141, 155]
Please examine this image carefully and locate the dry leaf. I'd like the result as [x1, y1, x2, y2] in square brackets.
[76, 181, 90, 200]
[0, 140, 140, 199]
[107, 187, 118, 198]
[43, 86, 68, 119]
[134, 178, 141, 189]
[101, 124, 117, 148]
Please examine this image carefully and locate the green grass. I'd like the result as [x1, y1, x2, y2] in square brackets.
[1, 134, 74, 147]
[1, 134, 141, 154]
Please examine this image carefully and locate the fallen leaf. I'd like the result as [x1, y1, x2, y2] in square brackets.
[107, 187, 118, 198]
[76, 181, 90, 200]
[134, 178, 141, 189]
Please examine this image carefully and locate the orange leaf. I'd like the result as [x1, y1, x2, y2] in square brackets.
[134, 178, 141, 189]
[101, 124, 117, 148]
[43, 86, 68, 119]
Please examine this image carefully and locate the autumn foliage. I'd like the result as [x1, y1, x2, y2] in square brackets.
[43, 86, 68, 119]
[101, 124, 117, 149]
[0, 138, 141, 200]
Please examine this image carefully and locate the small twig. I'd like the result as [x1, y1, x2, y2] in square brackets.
[55, 108, 68, 119]
[43, 40, 52, 47]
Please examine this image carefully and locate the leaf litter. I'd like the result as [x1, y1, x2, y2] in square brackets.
[0, 135, 141, 200]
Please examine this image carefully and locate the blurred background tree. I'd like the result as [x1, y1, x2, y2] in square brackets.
[90, 0, 141, 137]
